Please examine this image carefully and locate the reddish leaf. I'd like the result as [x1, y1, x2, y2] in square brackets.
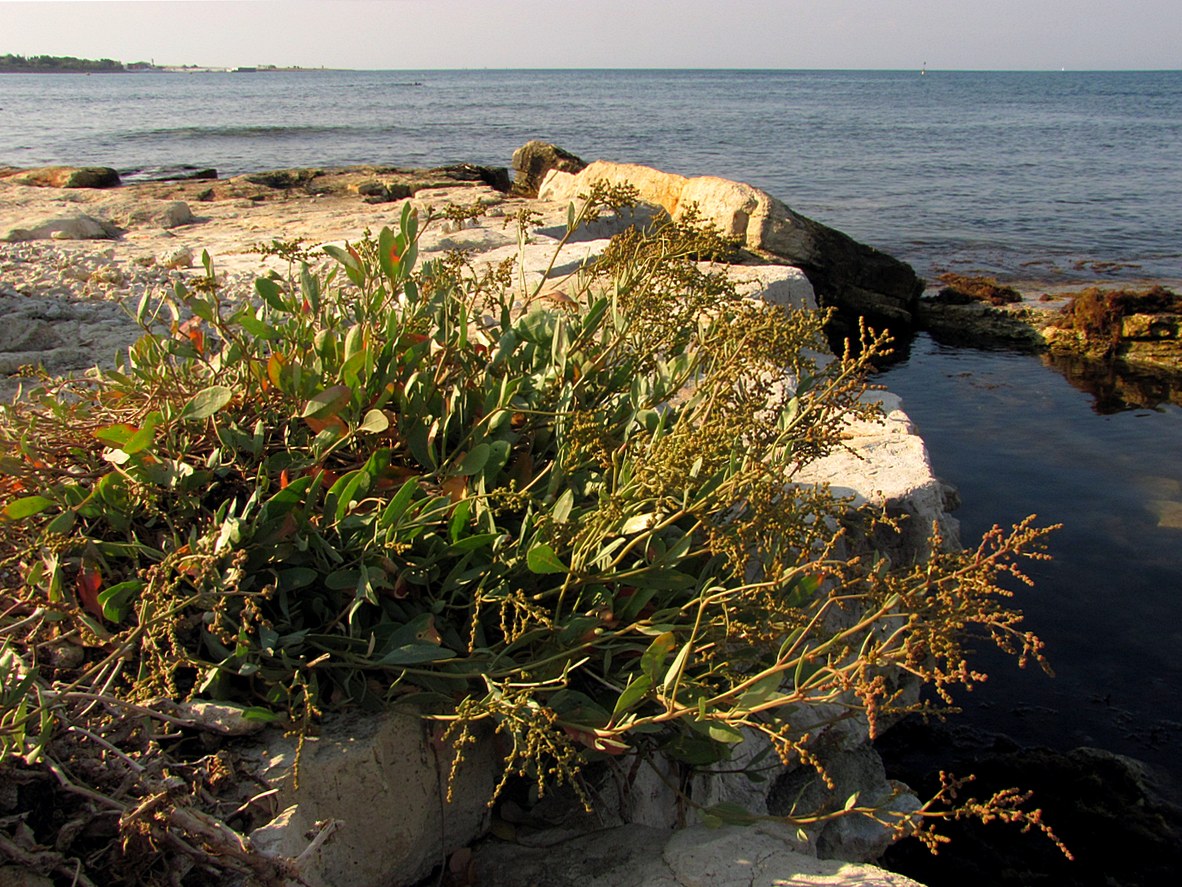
[0, 476, 26, 496]
[76, 567, 103, 619]
[303, 414, 349, 435]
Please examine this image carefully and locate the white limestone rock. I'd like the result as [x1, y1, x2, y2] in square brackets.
[538, 160, 922, 326]
[2, 213, 117, 242]
[794, 390, 960, 559]
[664, 825, 925, 886]
[246, 709, 498, 887]
[157, 245, 194, 269]
[532, 202, 661, 243]
[677, 175, 772, 241]
[720, 262, 816, 311]
[151, 199, 195, 229]
[416, 221, 518, 255]
[466, 236, 614, 297]
[473, 825, 679, 887]
[540, 160, 688, 214]
[767, 745, 921, 862]
[97, 196, 195, 230]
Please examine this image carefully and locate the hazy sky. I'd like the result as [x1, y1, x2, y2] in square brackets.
[2, 0, 1179, 71]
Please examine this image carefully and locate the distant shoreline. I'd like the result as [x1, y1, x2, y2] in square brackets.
[0, 54, 333, 75]
[0, 67, 334, 75]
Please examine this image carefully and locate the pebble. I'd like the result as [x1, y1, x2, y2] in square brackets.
[158, 245, 194, 269]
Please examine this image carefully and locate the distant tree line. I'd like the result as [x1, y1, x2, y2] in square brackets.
[0, 54, 140, 73]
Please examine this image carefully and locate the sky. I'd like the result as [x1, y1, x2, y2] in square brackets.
[2, 0, 1179, 71]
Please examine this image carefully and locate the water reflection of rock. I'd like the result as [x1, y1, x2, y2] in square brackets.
[1042, 351, 1182, 413]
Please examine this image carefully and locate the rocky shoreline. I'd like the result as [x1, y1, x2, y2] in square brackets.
[6, 155, 1179, 408]
[2, 146, 1177, 887]
[0, 144, 927, 403]
[0, 148, 949, 886]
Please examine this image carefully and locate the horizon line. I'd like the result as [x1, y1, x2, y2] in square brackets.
[144, 65, 1182, 72]
[4, 59, 1179, 75]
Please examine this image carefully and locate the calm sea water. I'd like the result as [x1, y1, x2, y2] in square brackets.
[881, 337, 1182, 787]
[2, 68, 1180, 283]
[3, 69, 1182, 791]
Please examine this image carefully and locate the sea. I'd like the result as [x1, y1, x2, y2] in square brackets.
[3, 67, 1182, 871]
[2, 68, 1180, 285]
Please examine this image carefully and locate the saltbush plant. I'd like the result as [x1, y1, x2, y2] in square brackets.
[0, 188, 1064, 883]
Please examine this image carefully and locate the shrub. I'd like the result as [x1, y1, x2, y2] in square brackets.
[0, 189, 1063, 882]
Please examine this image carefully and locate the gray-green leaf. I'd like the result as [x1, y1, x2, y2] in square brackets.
[181, 386, 233, 421]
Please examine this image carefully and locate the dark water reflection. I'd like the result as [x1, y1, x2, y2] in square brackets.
[1044, 351, 1182, 413]
[879, 334, 1182, 791]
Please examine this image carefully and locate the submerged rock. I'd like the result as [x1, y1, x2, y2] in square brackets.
[917, 283, 1182, 379]
[879, 720, 1182, 887]
[934, 273, 1022, 306]
[916, 297, 1047, 348]
[1042, 285, 1182, 375]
